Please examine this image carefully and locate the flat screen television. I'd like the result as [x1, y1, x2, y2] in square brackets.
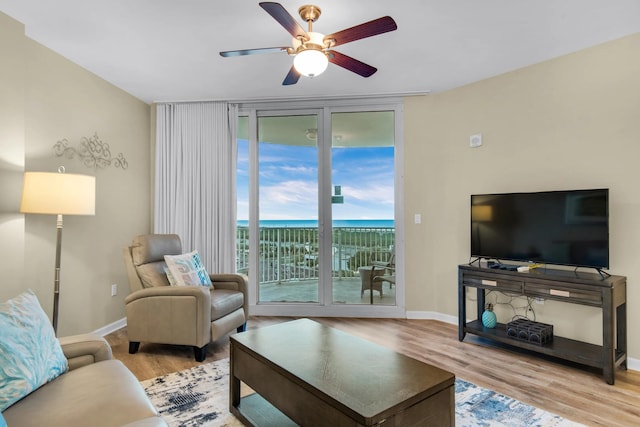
[471, 189, 609, 269]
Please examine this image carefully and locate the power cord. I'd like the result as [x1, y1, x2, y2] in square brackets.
[472, 290, 538, 322]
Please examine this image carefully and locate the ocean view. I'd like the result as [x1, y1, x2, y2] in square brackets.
[237, 219, 394, 228]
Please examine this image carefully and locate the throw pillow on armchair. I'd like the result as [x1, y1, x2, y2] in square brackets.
[164, 250, 213, 287]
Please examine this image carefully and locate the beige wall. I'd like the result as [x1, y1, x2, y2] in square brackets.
[0, 11, 26, 299]
[404, 33, 640, 358]
[0, 11, 152, 336]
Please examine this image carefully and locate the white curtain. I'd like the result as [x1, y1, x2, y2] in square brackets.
[155, 102, 238, 273]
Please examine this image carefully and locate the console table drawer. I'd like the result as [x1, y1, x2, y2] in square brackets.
[463, 275, 523, 293]
[525, 283, 602, 305]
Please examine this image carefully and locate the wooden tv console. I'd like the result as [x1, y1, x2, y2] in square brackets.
[458, 264, 627, 384]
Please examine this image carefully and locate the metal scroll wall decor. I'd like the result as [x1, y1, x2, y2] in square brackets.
[53, 133, 128, 170]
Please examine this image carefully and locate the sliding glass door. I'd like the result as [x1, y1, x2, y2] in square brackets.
[237, 101, 402, 317]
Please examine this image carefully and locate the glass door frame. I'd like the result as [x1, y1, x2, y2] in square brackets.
[239, 98, 405, 318]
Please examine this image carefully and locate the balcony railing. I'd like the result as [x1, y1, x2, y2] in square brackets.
[237, 226, 395, 285]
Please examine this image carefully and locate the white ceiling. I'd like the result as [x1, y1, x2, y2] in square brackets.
[1, 0, 639, 104]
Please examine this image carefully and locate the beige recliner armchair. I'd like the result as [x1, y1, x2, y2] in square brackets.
[123, 234, 248, 361]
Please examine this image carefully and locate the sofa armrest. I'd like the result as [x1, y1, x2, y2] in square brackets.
[210, 273, 249, 318]
[58, 333, 112, 371]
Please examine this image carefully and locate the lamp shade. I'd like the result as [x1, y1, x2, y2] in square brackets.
[20, 172, 96, 215]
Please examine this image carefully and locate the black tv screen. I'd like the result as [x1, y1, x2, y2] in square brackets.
[471, 189, 609, 269]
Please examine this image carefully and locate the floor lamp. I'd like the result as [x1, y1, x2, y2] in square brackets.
[20, 167, 96, 335]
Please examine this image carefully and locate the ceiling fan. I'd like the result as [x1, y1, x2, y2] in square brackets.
[219, 2, 398, 85]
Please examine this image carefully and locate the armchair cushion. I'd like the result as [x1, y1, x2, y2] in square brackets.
[132, 234, 182, 288]
[210, 289, 244, 321]
[132, 234, 181, 265]
[0, 290, 68, 411]
[137, 261, 171, 288]
[164, 250, 213, 287]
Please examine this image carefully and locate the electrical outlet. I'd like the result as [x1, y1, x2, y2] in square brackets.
[111, 284, 118, 297]
[534, 297, 544, 305]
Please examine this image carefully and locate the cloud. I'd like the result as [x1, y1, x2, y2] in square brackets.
[343, 184, 394, 205]
[261, 180, 318, 205]
[280, 165, 316, 175]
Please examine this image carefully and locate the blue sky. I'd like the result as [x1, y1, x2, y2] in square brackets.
[237, 141, 394, 221]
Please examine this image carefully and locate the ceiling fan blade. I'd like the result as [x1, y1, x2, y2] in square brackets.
[219, 47, 289, 57]
[324, 16, 397, 47]
[327, 50, 377, 77]
[259, 2, 308, 39]
[282, 66, 301, 85]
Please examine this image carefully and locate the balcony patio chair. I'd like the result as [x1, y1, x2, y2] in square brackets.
[359, 265, 387, 304]
[371, 253, 396, 289]
[122, 234, 248, 361]
[358, 251, 396, 303]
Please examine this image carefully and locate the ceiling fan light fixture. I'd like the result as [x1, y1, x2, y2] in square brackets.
[294, 49, 328, 77]
[292, 32, 329, 77]
[220, 3, 398, 85]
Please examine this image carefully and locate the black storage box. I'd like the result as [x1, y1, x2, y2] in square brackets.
[506, 318, 553, 346]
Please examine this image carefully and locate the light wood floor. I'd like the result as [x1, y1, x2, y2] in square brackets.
[106, 317, 640, 426]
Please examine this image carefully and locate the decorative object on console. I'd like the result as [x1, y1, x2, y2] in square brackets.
[19, 167, 96, 334]
[481, 303, 497, 328]
[507, 318, 554, 346]
[53, 132, 128, 170]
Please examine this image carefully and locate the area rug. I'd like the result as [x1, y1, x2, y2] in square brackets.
[142, 359, 583, 427]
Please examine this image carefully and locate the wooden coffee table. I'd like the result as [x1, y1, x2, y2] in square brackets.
[230, 318, 455, 426]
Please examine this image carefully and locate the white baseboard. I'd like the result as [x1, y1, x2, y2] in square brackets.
[405, 310, 638, 373]
[406, 310, 458, 325]
[93, 317, 126, 337]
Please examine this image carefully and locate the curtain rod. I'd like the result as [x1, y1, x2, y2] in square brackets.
[153, 90, 430, 105]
